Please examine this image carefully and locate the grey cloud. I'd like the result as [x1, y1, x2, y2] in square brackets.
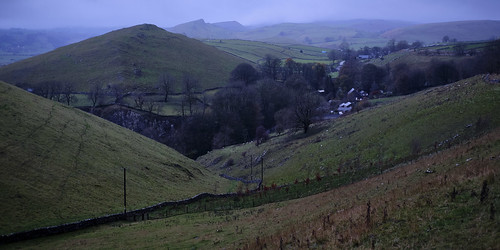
[0, 0, 498, 29]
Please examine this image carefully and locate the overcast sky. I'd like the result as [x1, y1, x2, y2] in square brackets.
[1, 0, 499, 29]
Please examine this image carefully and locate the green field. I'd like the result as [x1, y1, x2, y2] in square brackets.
[0, 81, 233, 235]
[204, 39, 332, 64]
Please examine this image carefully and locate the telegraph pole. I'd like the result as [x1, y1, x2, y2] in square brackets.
[260, 156, 264, 191]
[123, 167, 127, 214]
[250, 154, 253, 181]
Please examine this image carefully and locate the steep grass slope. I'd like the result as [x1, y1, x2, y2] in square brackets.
[0, 82, 231, 234]
[0, 24, 248, 92]
[7, 122, 499, 249]
[198, 75, 500, 185]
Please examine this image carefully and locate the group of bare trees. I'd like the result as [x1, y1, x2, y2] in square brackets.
[33, 81, 78, 105]
[168, 59, 326, 158]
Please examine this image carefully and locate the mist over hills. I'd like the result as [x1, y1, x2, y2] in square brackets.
[2, 19, 499, 66]
[167, 19, 500, 47]
[381, 20, 500, 44]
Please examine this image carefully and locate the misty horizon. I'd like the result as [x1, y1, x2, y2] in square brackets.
[1, 0, 499, 30]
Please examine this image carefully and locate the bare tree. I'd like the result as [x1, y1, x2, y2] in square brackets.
[230, 63, 259, 86]
[62, 82, 77, 105]
[49, 81, 62, 102]
[145, 100, 158, 115]
[110, 84, 124, 104]
[261, 54, 281, 80]
[182, 75, 199, 116]
[158, 73, 174, 102]
[36, 81, 61, 101]
[293, 91, 322, 134]
[134, 92, 145, 110]
[442, 35, 450, 43]
[87, 82, 102, 112]
[328, 49, 339, 63]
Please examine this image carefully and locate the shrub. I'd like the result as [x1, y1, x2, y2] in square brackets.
[315, 173, 322, 182]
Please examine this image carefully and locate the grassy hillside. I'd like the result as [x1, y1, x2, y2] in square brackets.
[367, 50, 457, 69]
[0, 81, 232, 235]
[198, 75, 500, 185]
[6, 121, 498, 249]
[0, 24, 248, 92]
[203, 39, 331, 64]
[381, 20, 500, 44]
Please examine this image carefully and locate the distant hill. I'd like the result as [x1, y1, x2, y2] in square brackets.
[319, 19, 415, 33]
[0, 24, 248, 92]
[168, 19, 413, 48]
[0, 81, 231, 234]
[169, 19, 500, 48]
[212, 21, 248, 32]
[381, 20, 500, 44]
[167, 19, 239, 39]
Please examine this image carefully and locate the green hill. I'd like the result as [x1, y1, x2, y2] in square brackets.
[198, 75, 500, 185]
[0, 81, 232, 235]
[0, 24, 248, 93]
[381, 20, 500, 44]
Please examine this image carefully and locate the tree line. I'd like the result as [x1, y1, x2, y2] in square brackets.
[168, 57, 328, 158]
[334, 39, 500, 97]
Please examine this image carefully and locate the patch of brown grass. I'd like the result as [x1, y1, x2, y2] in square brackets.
[241, 128, 499, 249]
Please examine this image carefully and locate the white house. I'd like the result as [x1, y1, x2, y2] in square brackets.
[337, 102, 352, 114]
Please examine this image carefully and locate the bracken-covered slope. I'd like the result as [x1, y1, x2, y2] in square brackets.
[0, 81, 231, 234]
[0, 24, 248, 92]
